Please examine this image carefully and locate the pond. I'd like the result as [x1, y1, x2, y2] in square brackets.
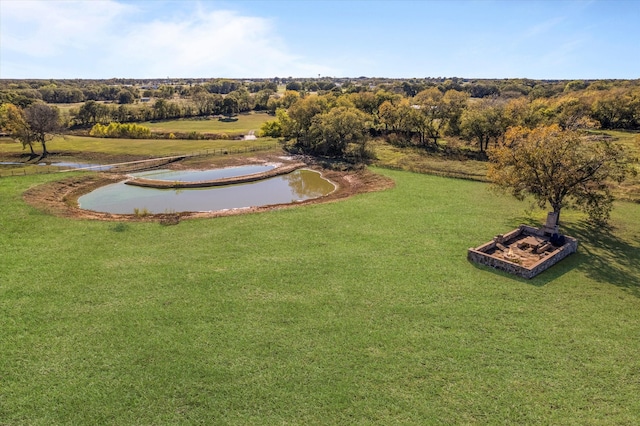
[78, 169, 335, 214]
[132, 164, 274, 182]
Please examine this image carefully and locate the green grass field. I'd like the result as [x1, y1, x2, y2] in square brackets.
[141, 113, 272, 135]
[1, 167, 639, 424]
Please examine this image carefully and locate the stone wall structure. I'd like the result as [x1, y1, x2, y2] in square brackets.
[468, 225, 578, 279]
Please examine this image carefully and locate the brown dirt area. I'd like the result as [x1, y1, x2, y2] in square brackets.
[22, 154, 395, 223]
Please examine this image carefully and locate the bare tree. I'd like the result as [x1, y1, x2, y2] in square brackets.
[24, 103, 61, 158]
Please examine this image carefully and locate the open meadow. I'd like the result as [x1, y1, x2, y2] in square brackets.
[0, 135, 281, 177]
[1, 163, 640, 424]
[140, 113, 272, 135]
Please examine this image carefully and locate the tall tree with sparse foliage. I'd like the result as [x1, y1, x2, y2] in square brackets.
[23, 103, 61, 158]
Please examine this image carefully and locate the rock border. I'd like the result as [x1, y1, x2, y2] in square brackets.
[468, 225, 578, 279]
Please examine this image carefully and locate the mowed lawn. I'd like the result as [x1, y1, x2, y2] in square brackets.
[1, 169, 640, 424]
[141, 113, 273, 134]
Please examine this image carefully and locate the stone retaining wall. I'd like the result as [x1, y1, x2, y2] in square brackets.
[468, 225, 578, 279]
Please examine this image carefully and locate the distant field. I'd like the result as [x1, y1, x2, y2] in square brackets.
[1, 168, 639, 424]
[598, 130, 640, 202]
[0, 136, 281, 176]
[372, 131, 640, 203]
[372, 139, 489, 181]
[141, 113, 272, 134]
[0, 135, 279, 158]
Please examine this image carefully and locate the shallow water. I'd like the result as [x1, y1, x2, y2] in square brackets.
[78, 169, 335, 214]
[131, 165, 274, 182]
[0, 161, 111, 170]
[44, 162, 112, 170]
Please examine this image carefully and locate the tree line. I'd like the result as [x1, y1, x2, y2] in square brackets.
[259, 82, 639, 159]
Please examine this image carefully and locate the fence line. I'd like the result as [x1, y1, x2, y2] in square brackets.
[0, 144, 280, 178]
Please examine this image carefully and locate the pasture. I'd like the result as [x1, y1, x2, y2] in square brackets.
[1, 166, 639, 424]
[141, 113, 272, 135]
[0, 136, 281, 177]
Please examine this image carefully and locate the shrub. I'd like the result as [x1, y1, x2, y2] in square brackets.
[133, 207, 150, 217]
[90, 122, 152, 139]
[186, 131, 202, 140]
[260, 120, 282, 137]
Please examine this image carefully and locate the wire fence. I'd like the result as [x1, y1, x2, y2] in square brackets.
[0, 144, 280, 178]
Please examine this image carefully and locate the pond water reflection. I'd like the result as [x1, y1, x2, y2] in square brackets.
[78, 169, 335, 214]
[132, 165, 274, 182]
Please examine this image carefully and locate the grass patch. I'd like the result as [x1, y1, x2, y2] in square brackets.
[372, 139, 489, 181]
[1, 169, 640, 424]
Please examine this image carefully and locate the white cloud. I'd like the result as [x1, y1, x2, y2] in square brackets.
[1, 0, 133, 57]
[0, 0, 337, 78]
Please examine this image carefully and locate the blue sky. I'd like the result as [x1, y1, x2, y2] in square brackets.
[1, 0, 639, 79]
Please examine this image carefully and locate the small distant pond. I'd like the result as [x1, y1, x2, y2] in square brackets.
[45, 162, 112, 170]
[132, 164, 274, 182]
[78, 169, 335, 214]
[0, 161, 111, 170]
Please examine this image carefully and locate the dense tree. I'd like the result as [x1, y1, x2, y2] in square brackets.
[153, 99, 170, 119]
[466, 83, 499, 98]
[227, 88, 253, 112]
[259, 118, 283, 138]
[75, 100, 110, 126]
[221, 96, 239, 117]
[254, 89, 275, 111]
[192, 91, 223, 116]
[307, 106, 371, 159]
[591, 89, 640, 129]
[287, 95, 331, 146]
[460, 100, 507, 152]
[378, 100, 402, 133]
[441, 89, 469, 136]
[564, 80, 588, 92]
[204, 79, 241, 94]
[411, 88, 468, 146]
[0, 90, 40, 108]
[551, 96, 597, 130]
[117, 90, 135, 104]
[0, 103, 37, 157]
[280, 90, 301, 109]
[285, 81, 303, 91]
[412, 87, 446, 145]
[488, 125, 634, 225]
[349, 91, 378, 115]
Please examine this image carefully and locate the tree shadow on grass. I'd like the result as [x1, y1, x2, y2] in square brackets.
[561, 221, 640, 297]
[468, 214, 640, 293]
